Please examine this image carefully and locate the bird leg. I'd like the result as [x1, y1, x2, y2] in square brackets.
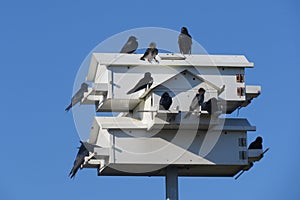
[153, 55, 159, 63]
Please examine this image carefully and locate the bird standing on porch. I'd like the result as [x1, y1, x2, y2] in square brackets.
[184, 87, 206, 118]
[159, 92, 173, 110]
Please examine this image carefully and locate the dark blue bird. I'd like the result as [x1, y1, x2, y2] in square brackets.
[120, 36, 138, 54]
[140, 42, 158, 63]
[69, 141, 89, 179]
[127, 72, 153, 94]
[248, 136, 263, 149]
[159, 92, 173, 110]
[65, 83, 88, 112]
[178, 27, 192, 54]
[184, 88, 205, 118]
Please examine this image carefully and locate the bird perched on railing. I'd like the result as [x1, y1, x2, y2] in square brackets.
[65, 83, 88, 112]
[178, 27, 192, 55]
[184, 88, 206, 118]
[69, 141, 89, 179]
[120, 36, 138, 54]
[248, 136, 263, 149]
[140, 42, 158, 63]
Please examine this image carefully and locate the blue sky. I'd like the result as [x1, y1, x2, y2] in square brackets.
[0, 0, 299, 199]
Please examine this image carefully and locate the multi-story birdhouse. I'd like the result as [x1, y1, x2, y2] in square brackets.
[79, 53, 264, 177]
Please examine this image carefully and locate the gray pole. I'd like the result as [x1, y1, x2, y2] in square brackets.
[165, 166, 178, 200]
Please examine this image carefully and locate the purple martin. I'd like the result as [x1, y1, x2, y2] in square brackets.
[140, 42, 158, 63]
[178, 27, 192, 54]
[120, 36, 138, 54]
[159, 92, 173, 110]
[248, 136, 263, 149]
[65, 83, 88, 112]
[202, 97, 218, 114]
[69, 141, 89, 179]
[127, 72, 153, 94]
[184, 88, 205, 118]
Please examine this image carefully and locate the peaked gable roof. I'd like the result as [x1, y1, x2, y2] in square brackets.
[139, 69, 225, 99]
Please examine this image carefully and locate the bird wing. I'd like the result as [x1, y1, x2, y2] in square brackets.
[160, 96, 173, 110]
[248, 142, 262, 149]
[178, 34, 185, 52]
[186, 35, 192, 53]
[120, 41, 130, 53]
[186, 32, 192, 40]
[127, 79, 147, 94]
[148, 77, 153, 86]
[153, 48, 158, 56]
[71, 88, 86, 105]
[141, 48, 151, 59]
[131, 41, 138, 53]
[166, 96, 173, 108]
[69, 143, 89, 178]
[189, 95, 200, 111]
[178, 34, 192, 54]
[120, 40, 137, 53]
[127, 76, 153, 94]
[69, 154, 85, 178]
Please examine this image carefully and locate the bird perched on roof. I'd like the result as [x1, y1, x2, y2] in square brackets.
[127, 72, 153, 94]
[159, 92, 173, 110]
[178, 27, 192, 54]
[69, 141, 90, 179]
[140, 42, 158, 63]
[184, 88, 206, 118]
[65, 83, 88, 112]
[248, 136, 263, 149]
[120, 36, 138, 54]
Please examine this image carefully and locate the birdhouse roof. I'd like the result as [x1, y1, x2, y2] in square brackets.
[87, 53, 253, 82]
[139, 69, 225, 99]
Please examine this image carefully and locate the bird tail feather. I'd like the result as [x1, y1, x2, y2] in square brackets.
[69, 170, 75, 179]
[65, 103, 72, 112]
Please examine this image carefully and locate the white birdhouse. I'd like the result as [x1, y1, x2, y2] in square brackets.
[78, 53, 264, 178]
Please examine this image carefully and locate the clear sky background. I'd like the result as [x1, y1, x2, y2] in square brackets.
[1, 0, 299, 199]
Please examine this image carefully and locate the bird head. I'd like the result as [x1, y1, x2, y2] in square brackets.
[81, 83, 88, 89]
[256, 136, 263, 143]
[129, 36, 137, 41]
[198, 87, 206, 94]
[162, 92, 170, 97]
[181, 27, 188, 34]
[149, 42, 156, 48]
[144, 72, 151, 78]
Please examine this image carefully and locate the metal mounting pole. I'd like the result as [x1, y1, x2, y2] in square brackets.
[165, 166, 178, 200]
